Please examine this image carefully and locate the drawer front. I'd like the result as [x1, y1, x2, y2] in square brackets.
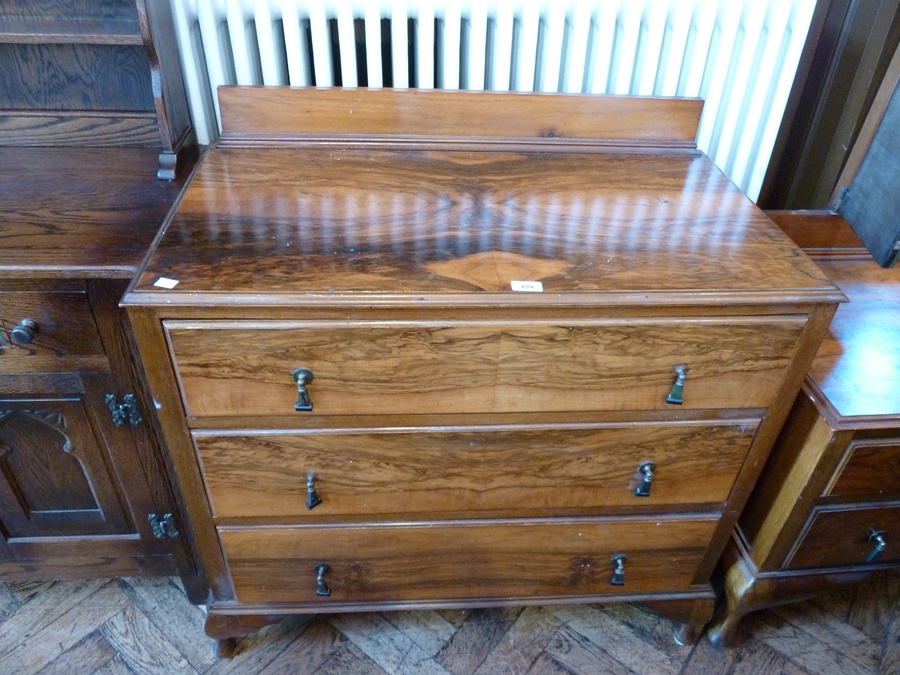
[166, 317, 804, 418]
[786, 504, 900, 570]
[0, 291, 102, 357]
[220, 517, 719, 604]
[197, 421, 758, 519]
[826, 439, 900, 498]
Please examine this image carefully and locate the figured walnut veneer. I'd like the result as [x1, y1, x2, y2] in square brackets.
[123, 88, 843, 655]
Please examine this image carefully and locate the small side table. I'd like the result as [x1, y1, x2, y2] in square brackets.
[707, 259, 900, 646]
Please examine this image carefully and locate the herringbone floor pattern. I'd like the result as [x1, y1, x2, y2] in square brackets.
[0, 571, 898, 674]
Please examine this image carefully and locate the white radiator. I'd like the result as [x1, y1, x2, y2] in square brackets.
[169, 0, 816, 201]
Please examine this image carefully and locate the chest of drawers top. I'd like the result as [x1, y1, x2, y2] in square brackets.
[124, 89, 841, 312]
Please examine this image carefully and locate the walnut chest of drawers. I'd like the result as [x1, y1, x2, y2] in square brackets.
[122, 87, 844, 655]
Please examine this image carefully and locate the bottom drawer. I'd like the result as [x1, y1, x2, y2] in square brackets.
[220, 516, 719, 604]
[786, 503, 900, 570]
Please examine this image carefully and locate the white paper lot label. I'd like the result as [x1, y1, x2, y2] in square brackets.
[511, 280, 543, 292]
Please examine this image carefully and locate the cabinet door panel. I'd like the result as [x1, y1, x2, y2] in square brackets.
[0, 384, 132, 542]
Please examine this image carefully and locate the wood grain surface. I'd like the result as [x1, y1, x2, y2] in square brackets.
[220, 516, 719, 604]
[827, 439, 900, 497]
[0, 147, 197, 277]
[765, 211, 868, 260]
[166, 317, 805, 417]
[0, 112, 161, 146]
[121, 90, 845, 652]
[195, 421, 758, 519]
[217, 87, 703, 146]
[129, 148, 840, 305]
[2, 573, 899, 674]
[0, 288, 101, 357]
[0, 391, 132, 539]
[786, 503, 900, 569]
[0, 43, 153, 111]
[807, 261, 900, 421]
[0, 1, 140, 24]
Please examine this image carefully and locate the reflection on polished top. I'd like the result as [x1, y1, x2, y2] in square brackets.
[132, 147, 838, 304]
[810, 261, 900, 421]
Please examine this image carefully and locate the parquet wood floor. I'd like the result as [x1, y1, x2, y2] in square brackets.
[0, 571, 897, 674]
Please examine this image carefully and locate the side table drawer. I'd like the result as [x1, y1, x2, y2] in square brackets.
[166, 316, 805, 418]
[196, 421, 758, 519]
[220, 516, 719, 604]
[785, 503, 900, 570]
[0, 289, 102, 357]
[826, 439, 900, 498]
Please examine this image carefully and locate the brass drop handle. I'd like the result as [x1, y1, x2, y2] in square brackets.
[10, 319, 38, 345]
[306, 473, 322, 510]
[634, 462, 656, 497]
[292, 368, 314, 411]
[666, 365, 686, 405]
[867, 531, 887, 563]
[610, 554, 627, 586]
[315, 563, 331, 596]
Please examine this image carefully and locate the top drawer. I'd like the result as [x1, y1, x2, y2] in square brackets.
[0, 290, 102, 357]
[826, 439, 900, 498]
[165, 316, 805, 418]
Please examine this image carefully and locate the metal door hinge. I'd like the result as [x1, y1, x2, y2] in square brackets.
[148, 513, 179, 539]
[106, 394, 142, 427]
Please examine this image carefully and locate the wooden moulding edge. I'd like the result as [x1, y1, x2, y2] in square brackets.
[119, 289, 848, 309]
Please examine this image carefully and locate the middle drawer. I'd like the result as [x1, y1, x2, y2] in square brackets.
[195, 420, 758, 519]
[166, 317, 805, 418]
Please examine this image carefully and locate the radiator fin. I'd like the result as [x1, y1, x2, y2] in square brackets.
[170, 0, 816, 201]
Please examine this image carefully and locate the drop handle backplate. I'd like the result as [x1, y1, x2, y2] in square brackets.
[315, 563, 331, 596]
[867, 531, 887, 563]
[306, 473, 322, 510]
[610, 554, 627, 586]
[10, 319, 38, 345]
[292, 368, 314, 411]
[634, 462, 656, 497]
[666, 365, 687, 405]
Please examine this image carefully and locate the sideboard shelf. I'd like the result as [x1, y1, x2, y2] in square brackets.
[0, 0, 193, 179]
